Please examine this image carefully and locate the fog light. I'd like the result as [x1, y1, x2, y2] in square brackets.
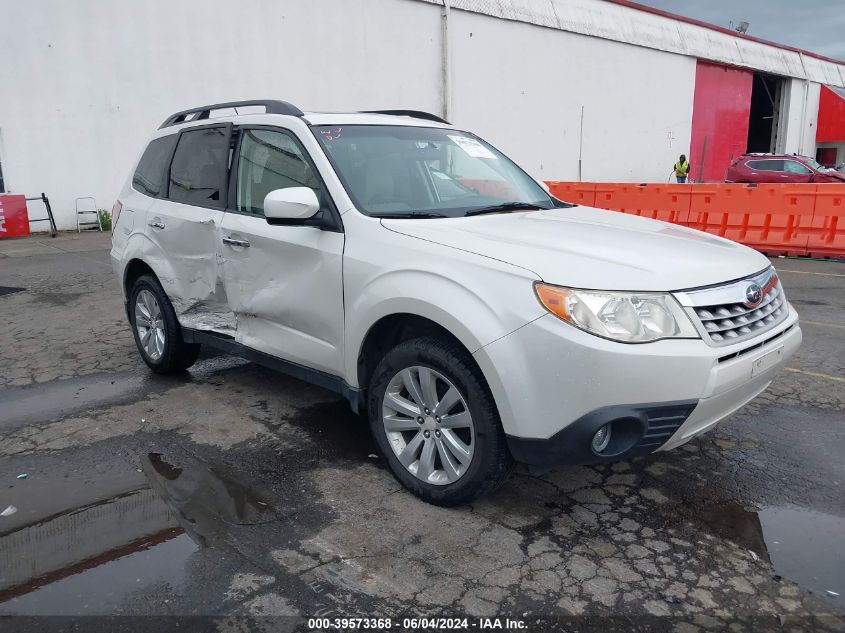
[591, 424, 611, 453]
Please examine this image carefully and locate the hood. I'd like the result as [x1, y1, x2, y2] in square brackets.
[381, 206, 770, 291]
[821, 170, 845, 181]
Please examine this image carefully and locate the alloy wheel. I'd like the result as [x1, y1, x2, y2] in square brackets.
[134, 289, 166, 361]
[382, 366, 475, 485]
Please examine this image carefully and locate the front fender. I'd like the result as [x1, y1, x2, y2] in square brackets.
[343, 264, 545, 388]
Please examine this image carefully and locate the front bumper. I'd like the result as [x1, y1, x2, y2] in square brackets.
[507, 400, 698, 466]
[473, 304, 801, 466]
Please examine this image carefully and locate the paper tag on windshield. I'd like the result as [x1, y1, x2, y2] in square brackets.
[448, 135, 497, 159]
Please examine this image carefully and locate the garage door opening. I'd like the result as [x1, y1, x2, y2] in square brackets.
[746, 73, 783, 153]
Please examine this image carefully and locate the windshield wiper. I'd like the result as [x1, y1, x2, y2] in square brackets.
[464, 202, 544, 216]
[371, 211, 449, 219]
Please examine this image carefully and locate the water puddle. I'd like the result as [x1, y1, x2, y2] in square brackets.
[0, 451, 271, 614]
[758, 506, 844, 599]
[0, 532, 196, 615]
[692, 501, 844, 598]
[0, 478, 195, 615]
[0, 286, 26, 298]
[284, 399, 379, 465]
[141, 453, 276, 544]
[0, 371, 169, 429]
[0, 356, 248, 430]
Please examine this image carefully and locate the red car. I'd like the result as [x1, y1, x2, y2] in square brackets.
[725, 154, 845, 183]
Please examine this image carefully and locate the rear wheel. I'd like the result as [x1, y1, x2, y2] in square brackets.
[129, 274, 200, 373]
[368, 337, 512, 505]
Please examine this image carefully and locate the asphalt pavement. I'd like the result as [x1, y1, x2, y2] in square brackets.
[0, 232, 843, 632]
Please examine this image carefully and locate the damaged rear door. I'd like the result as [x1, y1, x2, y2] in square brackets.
[147, 123, 234, 333]
[219, 126, 344, 375]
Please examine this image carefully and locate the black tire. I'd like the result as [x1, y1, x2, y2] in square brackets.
[368, 336, 512, 506]
[129, 274, 200, 374]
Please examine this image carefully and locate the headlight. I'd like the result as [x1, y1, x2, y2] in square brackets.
[534, 283, 699, 343]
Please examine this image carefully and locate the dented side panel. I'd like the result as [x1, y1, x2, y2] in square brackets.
[144, 198, 235, 334]
[219, 212, 345, 375]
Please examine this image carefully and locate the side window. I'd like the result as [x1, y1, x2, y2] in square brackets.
[236, 129, 320, 216]
[783, 160, 812, 174]
[747, 159, 783, 171]
[168, 127, 229, 207]
[132, 135, 178, 197]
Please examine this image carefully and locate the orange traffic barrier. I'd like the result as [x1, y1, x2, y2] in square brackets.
[613, 183, 690, 224]
[808, 185, 845, 258]
[592, 182, 619, 210]
[545, 181, 845, 258]
[546, 181, 596, 207]
[688, 184, 815, 256]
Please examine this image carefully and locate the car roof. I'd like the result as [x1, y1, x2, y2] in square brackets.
[153, 112, 455, 143]
[739, 153, 812, 160]
[149, 101, 458, 142]
[302, 112, 451, 128]
[147, 110, 455, 142]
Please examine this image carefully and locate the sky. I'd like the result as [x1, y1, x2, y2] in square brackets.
[637, 0, 845, 60]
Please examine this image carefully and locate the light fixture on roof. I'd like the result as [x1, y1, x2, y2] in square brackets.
[735, 21, 750, 34]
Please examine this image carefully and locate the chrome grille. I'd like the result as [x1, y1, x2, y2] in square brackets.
[680, 268, 788, 347]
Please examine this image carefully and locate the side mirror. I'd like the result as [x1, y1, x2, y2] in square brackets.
[263, 187, 320, 222]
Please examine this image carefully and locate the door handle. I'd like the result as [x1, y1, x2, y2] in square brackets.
[222, 236, 250, 248]
[148, 220, 166, 229]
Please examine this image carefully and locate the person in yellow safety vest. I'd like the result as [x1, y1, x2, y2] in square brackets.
[674, 154, 691, 183]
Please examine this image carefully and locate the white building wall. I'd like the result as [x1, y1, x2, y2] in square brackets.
[420, 0, 845, 87]
[777, 80, 822, 157]
[449, 10, 696, 182]
[0, 0, 838, 230]
[0, 0, 443, 230]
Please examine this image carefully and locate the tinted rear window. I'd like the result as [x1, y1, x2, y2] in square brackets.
[747, 159, 784, 171]
[132, 135, 177, 197]
[168, 127, 229, 207]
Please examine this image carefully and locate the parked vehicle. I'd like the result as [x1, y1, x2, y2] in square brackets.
[111, 100, 802, 505]
[726, 153, 845, 183]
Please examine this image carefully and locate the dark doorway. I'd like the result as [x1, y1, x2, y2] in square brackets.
[816, 147, 837, 168]
[747, 74, 781, 153]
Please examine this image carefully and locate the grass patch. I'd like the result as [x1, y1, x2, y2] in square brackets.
[98, 208, 112, 231]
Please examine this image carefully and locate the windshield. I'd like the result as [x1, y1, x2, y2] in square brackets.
[311, 125, 555, 217]
[804, 157, 825, 170]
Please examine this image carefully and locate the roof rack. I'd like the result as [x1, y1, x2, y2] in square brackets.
[360, 110, 450, 124]
[159, 100, 304, 129]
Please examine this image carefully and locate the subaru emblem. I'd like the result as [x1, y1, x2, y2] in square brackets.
[744, 283, 763, 308]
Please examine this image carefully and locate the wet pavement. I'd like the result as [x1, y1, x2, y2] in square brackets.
[0, 232, 843, 631]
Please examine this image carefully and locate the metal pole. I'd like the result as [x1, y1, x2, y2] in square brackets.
[797, 52, 810, 156]
[578, 105, 584, 182]
[41, 193, 58, 237]
[697, 136, 708, 183]
[441, 0, 452, 122]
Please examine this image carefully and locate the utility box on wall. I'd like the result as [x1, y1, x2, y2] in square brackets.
[0, 195, 30, 238]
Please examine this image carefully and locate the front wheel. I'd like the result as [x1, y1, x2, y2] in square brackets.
[368, 337, 512, 506]
[129, 274, 200, 374]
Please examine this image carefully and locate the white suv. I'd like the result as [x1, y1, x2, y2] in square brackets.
[111, 100, 801, 505]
